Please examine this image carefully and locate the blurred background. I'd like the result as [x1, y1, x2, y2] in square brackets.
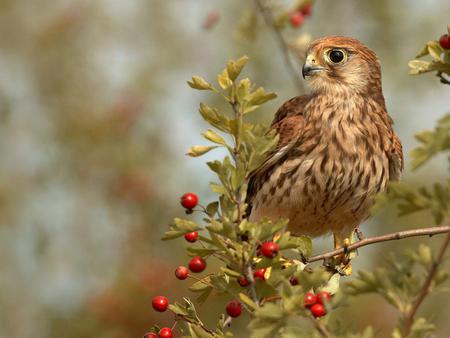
[0, 1, 448, 337]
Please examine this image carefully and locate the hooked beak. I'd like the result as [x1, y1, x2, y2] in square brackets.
[302, 55, 324, 79]
[302, 64, 325, 79]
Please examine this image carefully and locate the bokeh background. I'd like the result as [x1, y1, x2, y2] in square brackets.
[0, 1, 448, 337]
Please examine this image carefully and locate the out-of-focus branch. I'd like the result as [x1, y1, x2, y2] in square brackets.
[402, 231, 450, 337]
[310, 314, 334, 338]
[308, 226, 450, 263]
[437, 71, 450, 85]
[254, 0, 304, 92]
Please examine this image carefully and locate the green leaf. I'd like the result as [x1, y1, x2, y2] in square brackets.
[239, 292, 257, 310]
[187, 145, 218, 157]
[169, 303, 189, 316]
[202, 129, 227, 145]
[226, 56, 249, 81]
[198, 103, 231, 133]
[217, 68, 232, 90]
[188, 76, 213, 90]
[161, 229, 185, 240]
[205, 201, 219, 217]
[248, 87, 277, 105]
[174, 218, 200, 231]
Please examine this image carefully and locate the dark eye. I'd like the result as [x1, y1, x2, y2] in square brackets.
[328, 49, 345, 63]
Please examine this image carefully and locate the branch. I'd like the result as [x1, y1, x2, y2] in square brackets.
[402, 231, 450, 337]
[254, 0, 304, 92]
[310, 315, 334, 338]
[308, 226, 450, 263]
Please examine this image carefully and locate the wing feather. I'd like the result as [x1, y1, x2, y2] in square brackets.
[246, 95, 309, 213]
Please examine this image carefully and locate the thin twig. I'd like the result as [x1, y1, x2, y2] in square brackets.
[247, 265, 260, 306]
[402, 231, 450, 337]
[175, 314, 216, 335]
[310, 315, 334, 338]
[308, 226, 450, 263]
[254, 0, 304, 92]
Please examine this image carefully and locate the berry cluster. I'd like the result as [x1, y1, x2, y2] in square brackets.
[290, 3, 313, 28]
[145, 192, 332, 336]
[304, 291, 331, 318]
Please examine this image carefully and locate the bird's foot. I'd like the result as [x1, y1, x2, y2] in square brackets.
[325, 238, 353, 275]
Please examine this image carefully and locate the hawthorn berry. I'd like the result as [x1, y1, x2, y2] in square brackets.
[237, 275, 249, 287]
[151, 296, 169, 312]
[226, 300, 242, 318]
[289, 276, 299, 286]
[260, 241, 280, 258]
[303, 292, 317, 307]
[188, 256, 207, 273]
[290, 12, 304, 28]
[439, 34, 450, 50]
[184, 231, 199, 243]
[175, 266, 189, 280]
[300, 3, 312, 16]
[158, 327, 173, 338]
[180, 192, 198, 209]
[316, 291, 331, 305]
[142, 333, 158, 338]
[310, 303, 326, 318]
[253, 268, 266, 281]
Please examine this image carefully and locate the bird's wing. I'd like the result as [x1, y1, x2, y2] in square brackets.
[387, 131, 403, 181]
[246, 95, 309, 212]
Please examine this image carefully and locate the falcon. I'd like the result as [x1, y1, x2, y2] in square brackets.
[247, 36, 403, 271]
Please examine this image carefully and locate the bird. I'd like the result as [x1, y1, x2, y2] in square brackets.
[246, 36, 403, 273]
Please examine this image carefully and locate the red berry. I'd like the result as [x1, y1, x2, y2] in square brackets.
[289, 276, 299, 286]
[175, 266, 189, 280]
[158, 327, 173, 338]
[310, 303, 326, 318]
[300, 3, 312, 16]
[226, 300, 242, 318]
[184, 231, 199, 243]
[439, 34, 450, 50]
[237, 275, 249, 287]
[316, 291, 331, 305]
[304, 292, 317, 307]
[290, 12, 304, 28]
[253, 268, 266, 281]
[180, 192, 199, 209]
[260, 241, 280, 258]
[188, 256, 207, 273]
[151, 296, 169, 312]
[142, 333, 158, 338]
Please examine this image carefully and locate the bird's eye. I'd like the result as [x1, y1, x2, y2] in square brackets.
[327, 49, 346, 64]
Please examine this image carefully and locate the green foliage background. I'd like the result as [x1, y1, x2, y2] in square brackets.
[0, 1, 448, 338]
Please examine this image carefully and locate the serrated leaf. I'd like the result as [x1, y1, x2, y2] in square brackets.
[188, 76, 213, 90]
[187, 145, 218, 157]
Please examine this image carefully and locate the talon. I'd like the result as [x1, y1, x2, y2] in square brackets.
[356, 227, 364, 241]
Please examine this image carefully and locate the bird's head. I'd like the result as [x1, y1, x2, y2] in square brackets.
[302, 36, 381, 95]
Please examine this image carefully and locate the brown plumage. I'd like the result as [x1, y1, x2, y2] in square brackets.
[247, 36, 403, 255]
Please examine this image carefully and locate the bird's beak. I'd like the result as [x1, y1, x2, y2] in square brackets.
[302, 55, 324, 79]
